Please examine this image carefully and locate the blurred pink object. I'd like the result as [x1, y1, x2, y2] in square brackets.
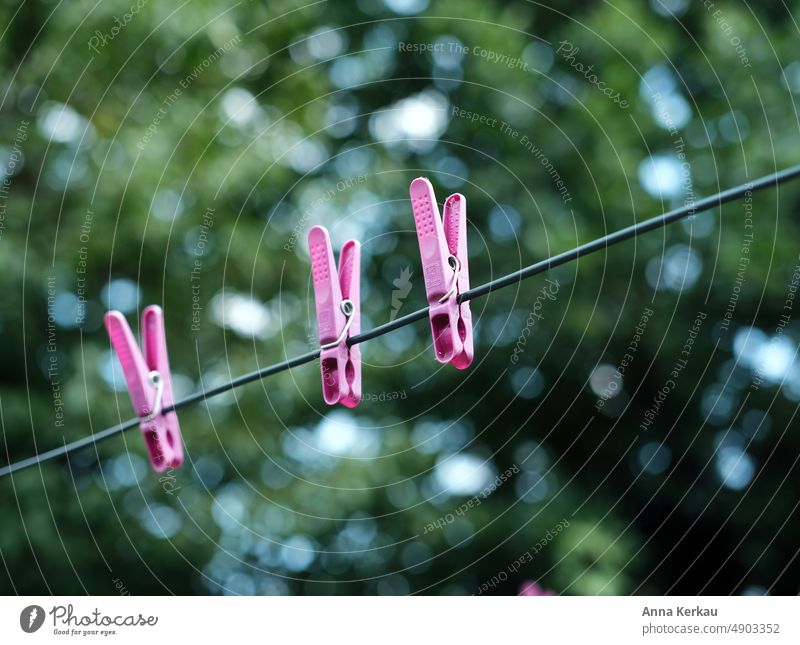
[519, 580, 555, 596]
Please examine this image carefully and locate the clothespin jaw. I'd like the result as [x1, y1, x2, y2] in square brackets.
[308, 226, 362, 408]
[410, 177, 473, 369]
[104, 305, 183, 472]
[443, 192, 473, 369]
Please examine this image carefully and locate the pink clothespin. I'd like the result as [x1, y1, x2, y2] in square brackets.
[409, 177, 473, 369]
[519, 580, 556, 596]
[308, 225, 362, 408]
[104, 305, 183, 472]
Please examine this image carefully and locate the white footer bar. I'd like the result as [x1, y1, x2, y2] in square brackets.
[2, 596, 797, 644]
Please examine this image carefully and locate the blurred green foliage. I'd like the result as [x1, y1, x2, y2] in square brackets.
[1, 0, 799, 595]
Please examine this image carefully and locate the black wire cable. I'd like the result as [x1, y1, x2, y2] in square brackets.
[2, 164, 800, 479]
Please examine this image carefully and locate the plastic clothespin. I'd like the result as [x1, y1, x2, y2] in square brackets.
[308, 225, 362, 408]
[410, 177, 473, 369]
[104, 305, 183, 472]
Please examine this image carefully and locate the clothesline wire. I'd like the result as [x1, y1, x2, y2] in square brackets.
[2, 164, 800, 479]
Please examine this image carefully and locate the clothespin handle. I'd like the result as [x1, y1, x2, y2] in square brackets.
[104, 306, 183, 472]
[443, 192, 473, 369]
[309, 227, 362, 408]
[410, 177, 473, 368]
